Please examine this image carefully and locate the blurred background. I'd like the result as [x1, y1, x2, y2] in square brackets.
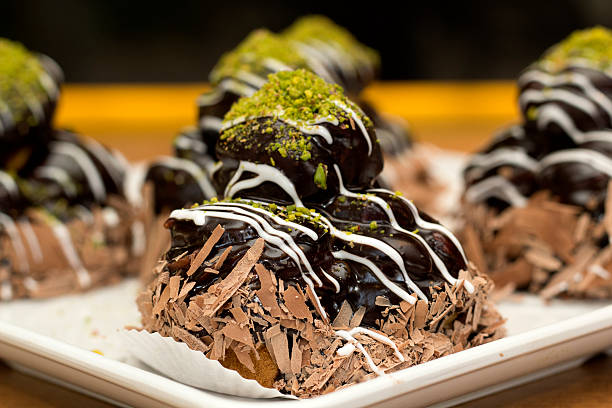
[3, 0, 612, 82]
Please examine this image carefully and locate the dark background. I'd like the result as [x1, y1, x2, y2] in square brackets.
[2, 0, 611, 82]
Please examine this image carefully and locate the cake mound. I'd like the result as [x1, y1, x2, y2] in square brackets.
[462, 26, 612, 298]
[138, 69, 504, 397]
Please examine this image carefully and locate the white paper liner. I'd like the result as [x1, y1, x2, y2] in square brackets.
[119, 329, 296, 399]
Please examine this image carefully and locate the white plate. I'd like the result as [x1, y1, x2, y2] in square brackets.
[0, 278, 611, 407]
[1, 149, 612, 406]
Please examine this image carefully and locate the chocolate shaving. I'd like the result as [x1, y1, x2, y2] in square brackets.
[186, 225, 225, 276]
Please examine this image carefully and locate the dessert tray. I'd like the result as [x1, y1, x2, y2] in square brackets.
[1, 148, 611, 407]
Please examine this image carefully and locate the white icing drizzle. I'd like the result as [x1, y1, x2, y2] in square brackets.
[0, 170, 19, 199]
[35, 165, 77, 198]
[467, 147, 539, 177]
[520, 88, 600, 119]
[83, 137, 126, 189]
[539, 148, 612, 177]
[221, 114, 336, 145]
[19, 218, 43, 264]
[153, 156, 216, 199]
[123, 162, 148, 207]
[217, 78, 257, 98]
[331, 100, 372, 155]
[234, 70, 268, 89]
[464, 175, 528, 208]
[213, 201, 318, 240]
[332, 250, 417, 304]
[197, 87, 225, 107]
[75, 205, 95, 225]
[199, 116, 223, 132]
[175, 132, 208, 154]
[536, 104, 612, 144]
[224, 161, 304, 207]
[261, 57, 293, 73]
[335, 166, 468, 291]
[322, 268, 340, 293]
[50, 141, 106, 202]
[49, 221, 91, 288]
[336, 342, 355, 356]
[334, 327, 404, 376]
[518, 70, 612, 119]
[290, 41, 339, 84]
[0, 213, 30, 273]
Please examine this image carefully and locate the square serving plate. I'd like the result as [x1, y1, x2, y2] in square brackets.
[1, 148, 611, 407]
[0, 278, 611, 408]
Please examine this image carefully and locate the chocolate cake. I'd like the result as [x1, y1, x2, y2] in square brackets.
[0, 39, 63, 174]
[0, 41, 145, 299]
[462, 26, 612, 298]
[139, 69, 504, 397]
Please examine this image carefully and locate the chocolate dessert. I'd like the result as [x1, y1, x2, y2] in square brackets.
[139, 70, 504, 397]
[463, 26, 612, 298]
[0, 42, 145, 299]
[0, 39, 63, 174]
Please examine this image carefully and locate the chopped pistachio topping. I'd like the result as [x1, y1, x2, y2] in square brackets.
[369, 220, 378, 231]
[540, 26, 612, 72]
[0, 38, 49, 124]
[224, 69, 370, 126]
[210, 29, 307, 84]
[220, 69, 372, 163]
[314, 162, 328, 190]
[284, 15, 380, 68]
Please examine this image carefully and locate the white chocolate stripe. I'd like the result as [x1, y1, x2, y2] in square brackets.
[212, 201, 319, 241]
[50, 222, 91, 288]
[536, 104, 612, 144]
[224, 161, 304, 207]
[539, 149, 612, 177]
[50, 141, 107, 202]
[0, 213, 30, 273]
[153, 156, 216, 199]
[322, 268, 340, 293]
[518, 70, 612, 119]
[0, 171, 19, 199]
[19, 218, 43, 264]
[334, 327, 404, 375]
[467, 148, 539, 175]
[331, 100, 372, 155]
[520, 88, 600, 119]
[465, 176, 528, 208]
[332, 250, 417, 305]
[35, 165, 77, 198]
[199, 116, 223, 132]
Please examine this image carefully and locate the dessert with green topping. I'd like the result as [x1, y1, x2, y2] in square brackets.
[284, 15, 380, 95]
[214, 69, 382, 205]
[0, 38, 63, 172]
[462, 25, 612, 299]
